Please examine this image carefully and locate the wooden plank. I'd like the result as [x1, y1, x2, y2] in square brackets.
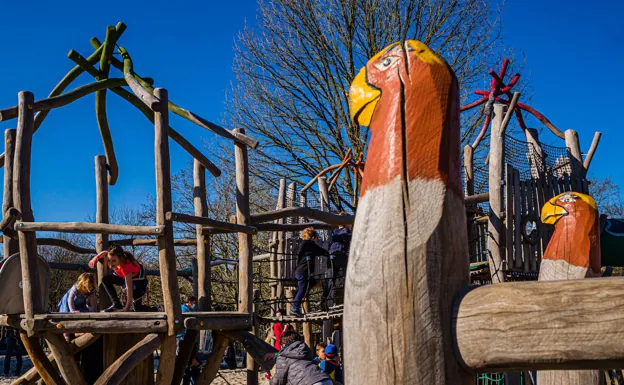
[505, 165, 514, 270]
[44, 332, 86, 385]
[95, 333, 161, 385]
[454, 277, 624, 371]
[250, 207, 354, 225]
[20, 333, 65, 385]
[513, 169, 523, 269]
[153, 88, 180, 385]
[13, 91, 42, 334]
[521, 181, 531, 273]
[15, 221, 164, 235]
[534, 178, 545, 265]
[527, 179, 537, 272]
[168, 212, 257, 234]
[487, 104, 507, 283]
[233, 128, 257, 385]
[3, 129, 18, 257]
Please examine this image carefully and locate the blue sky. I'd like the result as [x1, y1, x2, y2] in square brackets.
[0, 0, 621, 223]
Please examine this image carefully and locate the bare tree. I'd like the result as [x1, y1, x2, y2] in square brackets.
[227, 0, 502, 208]
[590, 177, 624, 217]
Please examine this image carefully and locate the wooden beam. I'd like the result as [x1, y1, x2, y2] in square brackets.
[15, 221, 164, 235]
[183, 313, 251, 330]
[250, 207, 354, 225]
[455, 277, 624, 371]
[20, 333, 65, 385]
[153, 88, 181, 385]
[14, 333, 100, 385]
[254, 222, 338, 232]
[44, 332, 86, 385]
[26, 318, 167, 334]
[234, 127, 257, 385]
[167, 212, 257, 234]
[464, 192, 489, 205]
[118, 47, 160, 111]
[94, 333, 161, 385]
[195, 333, 229, 385]
[171, 329, 199, 385]
[276, 178, 286, 300]
[487, 103, 508, 283]
[3, 129, 18, 257]
[14, 91, 42, 335]
[583, 131, 602, 171]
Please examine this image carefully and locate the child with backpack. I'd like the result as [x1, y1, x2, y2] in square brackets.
[88, 245, 151, 312]
[269, 330, 332, 385]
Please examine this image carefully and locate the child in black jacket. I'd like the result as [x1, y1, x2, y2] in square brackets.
[291, 227, 328, 317]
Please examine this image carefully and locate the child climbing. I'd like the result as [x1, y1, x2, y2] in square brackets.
[88, 245, 150, 312]
[268, 330, 332, 385]
[58, 272, 97, 313]
[319, 344, 343, 384]
[292, 227, 328, 317]
[322, 213, 352, 310]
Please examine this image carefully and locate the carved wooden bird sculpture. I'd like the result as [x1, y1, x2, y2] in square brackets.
[538, 191, 601, 385]
[344, 41, 470, 385]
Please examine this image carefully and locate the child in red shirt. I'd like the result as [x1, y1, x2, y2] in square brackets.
[88, 245, 149, 312]
[273, 309, 286, 350]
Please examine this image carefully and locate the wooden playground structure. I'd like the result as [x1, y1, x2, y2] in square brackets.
[0, 23, 622, 385]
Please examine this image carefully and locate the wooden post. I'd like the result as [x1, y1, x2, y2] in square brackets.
[317, 176, 330, 241]
[286, 182, 297, 239]
[464, 144, 477, 261]
[565, 129, 584, 191]
[194, 159, 211, 312]
[13, 91, 42, 333]
[276, 179, 286, 302]
[487, 103, 507, 282]
[95, 155, 110, 310]
[234, 127, 256, 385]
[153, 88, 182, 385]
[45, 332, 86, 385]
[3, 129, 18, 257]
[303, 301, 312, 347]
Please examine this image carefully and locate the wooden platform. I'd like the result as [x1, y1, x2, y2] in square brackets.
[0, 311, 251, 334]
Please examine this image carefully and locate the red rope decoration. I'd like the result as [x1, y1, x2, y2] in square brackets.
[461, 58, 564, 149]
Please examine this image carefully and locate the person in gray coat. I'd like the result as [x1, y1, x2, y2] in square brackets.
[269, 330, 333, 385]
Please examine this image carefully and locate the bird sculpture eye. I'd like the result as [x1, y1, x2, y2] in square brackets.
[375, 56, 398, 70]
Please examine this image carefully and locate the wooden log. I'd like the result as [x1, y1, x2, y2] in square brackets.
[254, 221, 338, 232]
[303, 300, 312, 347]
[118, 47, 160, 110]
[464, 192, 489, 205]
[487, 103, 508, 283]
[345, 43, 471, 385]
[172, 329, 199, 385]
[565, 129, 585, 180]
[14, 333, 100, 385]
[153, 88, 181, 385]
[44, 332, 86, 385]
[95, 333, 161, 385]
[234, 128, 257, 385]
[318, 176, 329, 211]
[195, 333, 229, 385]
[194, 160, 211, 349]
[250, 206, 354, 225]
[44, 261, 195, 278]
[276, 179, 286, 300]
[121, 68, 259, 149]
[454, 277, 624, 371]
[583, 132, 602, 171]
[20, 333, 65, 385]
[15, 221, 164, 235]
[167, 212, 257, 234]
[183, 314, 251, 331]
[3, 129, 18, 257]
[505, 165, 514, 269]
[95, 155, 111, 310]
[224, 330, 278, 373]
[13, 91, 42, 334]
[29, 319, 167, 334]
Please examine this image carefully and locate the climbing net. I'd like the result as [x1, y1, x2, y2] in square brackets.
[505, 135, 571, 180]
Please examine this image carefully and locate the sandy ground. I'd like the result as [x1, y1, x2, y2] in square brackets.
[0, 356, 270, 385]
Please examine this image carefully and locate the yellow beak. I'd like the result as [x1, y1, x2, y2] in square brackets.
[541, 196, 568, 225]
[349, 66, 380, 126]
